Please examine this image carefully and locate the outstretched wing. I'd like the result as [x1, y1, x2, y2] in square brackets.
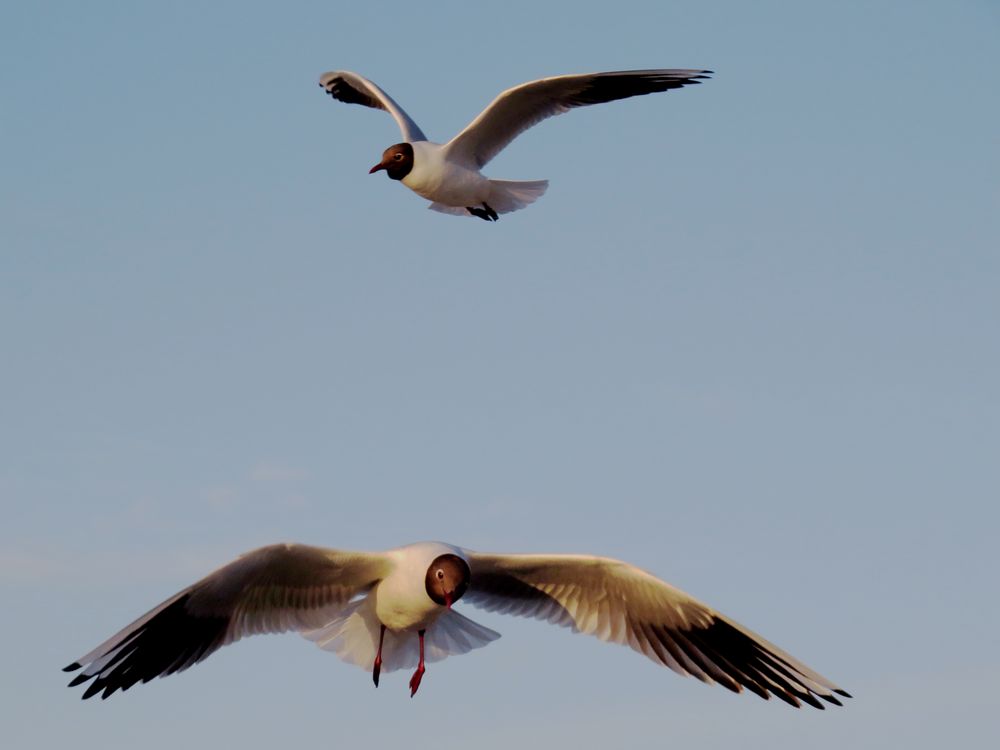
[463, 551, 849, 709]
[444, 69, 711, 169]
[64, 544, 390, 699]
[319, 70, 427, 142]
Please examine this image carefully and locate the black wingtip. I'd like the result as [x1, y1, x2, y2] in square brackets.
[63, 662, 82, 673]
[800, 692, 826, 710]
[835, 689, 853, 698]
[770, 689, 802, 709]
[81, 681, 105, 700]
[67, 673, 91, 688]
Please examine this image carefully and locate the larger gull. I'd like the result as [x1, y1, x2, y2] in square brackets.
[65, 541, 849, 706]
[318, 69, 711, 220]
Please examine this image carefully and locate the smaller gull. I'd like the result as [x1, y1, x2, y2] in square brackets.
[318, 69, 711, 220]
[65, 541, 849, 707]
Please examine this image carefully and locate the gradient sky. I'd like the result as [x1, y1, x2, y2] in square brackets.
[2, 1, 998, 748]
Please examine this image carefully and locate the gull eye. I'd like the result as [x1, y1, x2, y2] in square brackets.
[393, 153, 404, 161]
[436, 569, 445, 580]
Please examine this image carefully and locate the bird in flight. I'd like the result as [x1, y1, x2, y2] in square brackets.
[65, 541, 849, 707]
[318, 69, 711, 221]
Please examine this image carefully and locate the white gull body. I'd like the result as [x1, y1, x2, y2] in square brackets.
[65, 540, 850, 707]
[318, 69, 712, 220]
[402, 142, 493, 210]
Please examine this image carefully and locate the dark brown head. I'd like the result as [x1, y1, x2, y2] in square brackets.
[369, 143, 414, 180]
[424, 553, 471, 608]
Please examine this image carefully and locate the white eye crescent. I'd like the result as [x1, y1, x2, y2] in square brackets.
[436, 569, 445, 580]
[394, 153, 404, 160]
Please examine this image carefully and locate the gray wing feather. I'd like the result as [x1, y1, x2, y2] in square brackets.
[319, 70, 427, 142]
[463, 551, 849, 709]
[64, 544, 389, 699]
[444, 69, 711, 169]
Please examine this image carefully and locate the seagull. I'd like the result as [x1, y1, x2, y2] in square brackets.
[318, 69, 711, 221]
[64, 541, 849, 707]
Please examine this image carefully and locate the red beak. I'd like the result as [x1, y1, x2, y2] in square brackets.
[369, 162, 386, 174]
[444, 592, 453, 609]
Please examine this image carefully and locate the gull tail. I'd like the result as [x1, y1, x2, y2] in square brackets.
[487, 179, 549, 215]
[302, 598, 500, 673]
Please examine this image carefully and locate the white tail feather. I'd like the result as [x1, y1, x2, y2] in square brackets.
[302, 599, 500, 673]
[427, 180, 549, 218]
[427, 202, 469, 216]
[487, 179, 548, 214]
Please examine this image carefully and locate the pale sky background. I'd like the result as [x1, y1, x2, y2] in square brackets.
[2, 1, 999, 747]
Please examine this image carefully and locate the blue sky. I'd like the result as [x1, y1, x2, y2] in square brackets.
[2, 0, 998, 747]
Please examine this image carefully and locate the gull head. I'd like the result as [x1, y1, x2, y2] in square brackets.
[424, 554, 471, 608]
[369, 143, 414, 180]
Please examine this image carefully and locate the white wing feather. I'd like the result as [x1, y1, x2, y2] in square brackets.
[319, 70, 427, 143]
[443, 69, 711, 169]
[463, 551, 849, 709]
[64, 544, 390, 699]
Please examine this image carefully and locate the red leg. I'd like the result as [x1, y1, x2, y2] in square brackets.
[408, 629, 426, 697]
[372, 624, 386, 687]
